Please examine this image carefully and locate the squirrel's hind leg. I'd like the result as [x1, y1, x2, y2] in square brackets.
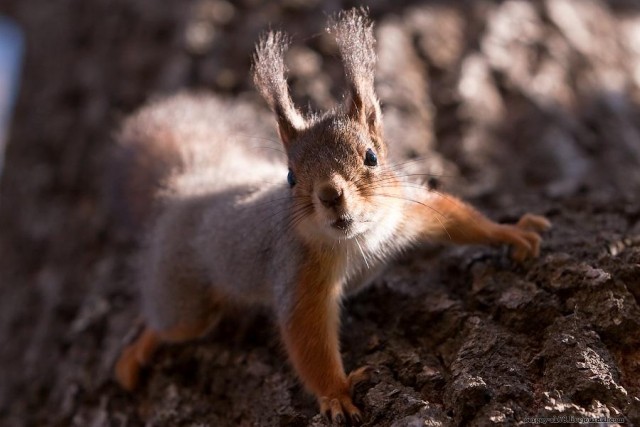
[115, 305, 223, 391]
[115, 326, 159, 391]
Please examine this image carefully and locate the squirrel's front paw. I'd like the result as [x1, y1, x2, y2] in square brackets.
[319, 366, 371, 425]
[498, 213, 551, 262]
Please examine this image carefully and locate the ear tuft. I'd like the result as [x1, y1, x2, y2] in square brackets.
[252, 31, 306, 147]
[328, 8, 382, 142]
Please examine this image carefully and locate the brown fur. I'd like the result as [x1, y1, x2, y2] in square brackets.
[284, 250, 346, 397]
[404, 193, 550, 261]
[115, 312, 223, 392]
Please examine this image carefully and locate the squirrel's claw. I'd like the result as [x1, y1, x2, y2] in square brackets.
[499, 213, 551, 262]
[516, 213, 552, 232]
[347, 365, 372, 392]
[320, 395, 362, 426]
[319, 366, 371, 425]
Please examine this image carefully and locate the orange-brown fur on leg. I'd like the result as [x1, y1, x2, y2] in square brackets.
[115, 313, 222, 391]
[280, 251, 368, 425]
[407, 191, 551, 261]
[115, 327, 160, 391]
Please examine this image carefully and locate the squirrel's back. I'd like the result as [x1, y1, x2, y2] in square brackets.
[109, 93, 284, 230]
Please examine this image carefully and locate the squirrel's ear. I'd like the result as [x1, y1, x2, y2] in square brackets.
[253, 31, 306, 148]
[329, 8, 383, 144]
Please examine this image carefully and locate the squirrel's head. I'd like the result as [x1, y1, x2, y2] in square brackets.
[253, 9, 402, 244]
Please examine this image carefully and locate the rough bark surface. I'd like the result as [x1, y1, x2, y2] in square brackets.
[1, 1, 640, 426]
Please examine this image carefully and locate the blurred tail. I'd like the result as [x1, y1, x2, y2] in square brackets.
[106, 93, 280, 235]
[107, 103, 185, 234]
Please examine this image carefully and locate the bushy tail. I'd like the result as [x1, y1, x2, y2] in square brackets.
[106, 93, 283, 235]
[107, 99, 186, 234]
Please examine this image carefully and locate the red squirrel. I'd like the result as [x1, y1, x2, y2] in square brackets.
[114, 9, 550, 425]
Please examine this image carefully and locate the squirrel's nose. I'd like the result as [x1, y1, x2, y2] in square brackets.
[318, 184, 343, 209]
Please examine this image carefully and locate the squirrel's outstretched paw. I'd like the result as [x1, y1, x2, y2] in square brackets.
[498, 213, 551, 262]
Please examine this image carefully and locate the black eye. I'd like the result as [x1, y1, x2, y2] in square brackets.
[287, 169, 296, 187]
[364, 148, 378, 167]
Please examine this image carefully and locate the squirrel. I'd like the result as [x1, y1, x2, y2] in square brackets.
[113, 8, 551, 425]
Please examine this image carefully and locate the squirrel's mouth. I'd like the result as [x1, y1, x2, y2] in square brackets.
[331, 217, 353, 231]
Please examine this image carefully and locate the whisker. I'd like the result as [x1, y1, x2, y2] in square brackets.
[235, 132, 283, 147]
[372, 192, 452, 240]
[261, 202, 313, 227]
[274, 205, 314, 246]
[382, 156, 431, 170]
[380, 159, 456, 179]
[246, 198, 313, 246]
[359, 182, 432, 192]
[354, 235, 370, 269]
[249, 146, 287, 156]
[251, 194, 307, 208]
[254, 206, 311, 248]
[372, 173, 452, 185]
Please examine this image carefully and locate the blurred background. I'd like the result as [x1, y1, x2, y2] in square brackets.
[1, 1, 639, 426]
[0, 16, 22, 182]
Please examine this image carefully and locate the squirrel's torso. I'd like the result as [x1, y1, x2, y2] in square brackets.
[127, 94, 416, 331]
[129, 98, 433, 332]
